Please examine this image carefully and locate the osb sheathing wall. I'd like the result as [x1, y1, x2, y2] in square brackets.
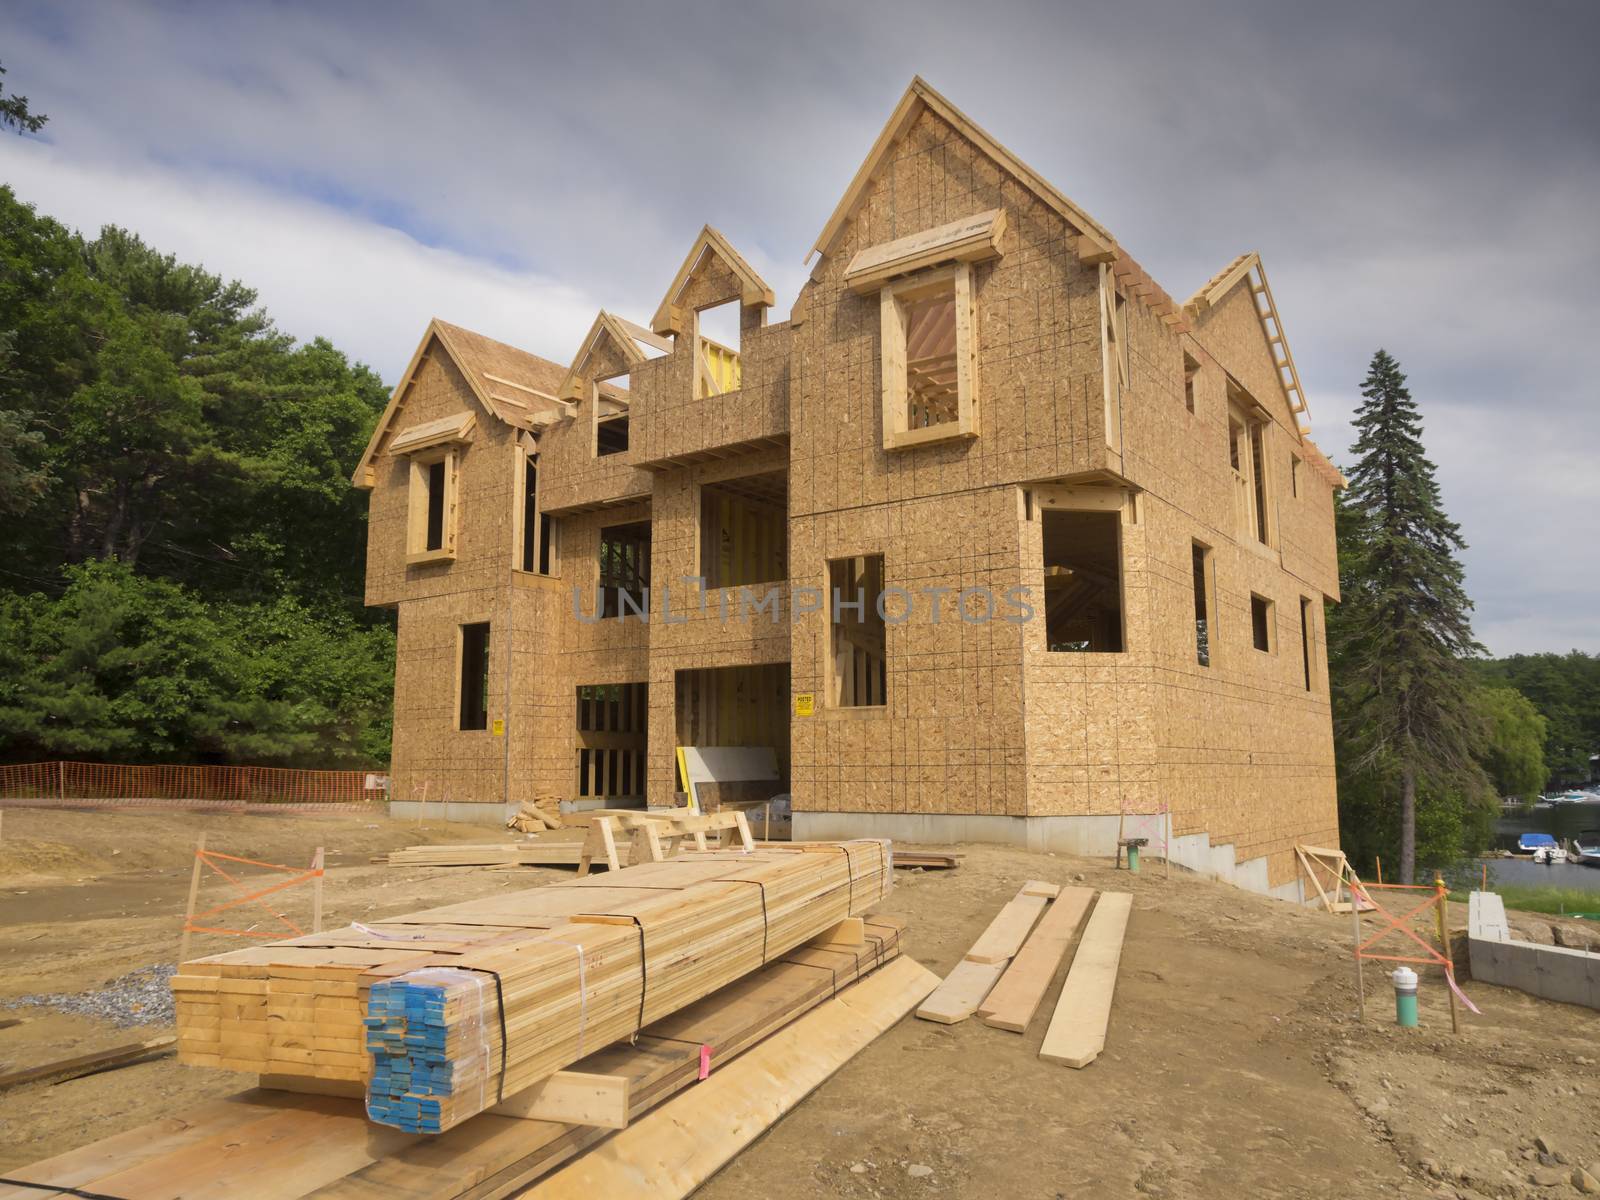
[362, 83, 1342, 888]
[788, 104, 1100, 821]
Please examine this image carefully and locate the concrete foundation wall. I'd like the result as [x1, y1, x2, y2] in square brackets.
[1468, 892, 1600, 1010]
[794, 809, 1300, 903]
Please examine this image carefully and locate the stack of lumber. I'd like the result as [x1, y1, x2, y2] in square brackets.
[378, 830, 605, 869]
[10, 915, 921, 1200]
[174, 841, 892, 1134]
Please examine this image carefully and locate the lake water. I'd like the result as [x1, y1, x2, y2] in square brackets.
[1473, 799, 1600, 897]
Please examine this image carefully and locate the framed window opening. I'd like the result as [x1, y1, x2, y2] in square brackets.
[1299, 596, 1315, 690]
[694, 300, 742, 399]
[827, 555, 887, 708]
[1191, 541, 1214, 667]
[1100, 264, 1129, 452]
[458, 621, 491, 731]
[594, 373, 630, 457]
[598, 521, 651, 620]
[1228, 393, 1275, 549]
[1250, 593, 1275, 654]
[406, 449, 457, 564]
[880, 263, 977, 450]
[700, 470, 787, 589]
[516, 451, 559, 576]
[1042, 506, 1125, 653]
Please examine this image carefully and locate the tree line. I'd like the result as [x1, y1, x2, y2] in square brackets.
[0, 185, 395, 768]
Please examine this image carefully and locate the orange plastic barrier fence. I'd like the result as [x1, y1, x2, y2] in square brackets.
[0, 760, 382, 805]
[179, 836, 324, 962]
[1349, 877, 1480, 1030]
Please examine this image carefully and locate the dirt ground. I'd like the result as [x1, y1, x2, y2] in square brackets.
[2, 808, 1598, 1199]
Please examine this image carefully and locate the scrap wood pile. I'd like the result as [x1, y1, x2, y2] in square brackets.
[507, 797, 564, 832]
[916, 879, 1133, 1068]
[173, 840, 893, 1133]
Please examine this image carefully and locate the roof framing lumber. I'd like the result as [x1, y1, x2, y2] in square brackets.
[1185, 251, 1312, 429]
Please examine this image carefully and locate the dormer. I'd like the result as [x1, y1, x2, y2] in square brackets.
[650, 226, 774, 400]
[558, 311, 670, 458]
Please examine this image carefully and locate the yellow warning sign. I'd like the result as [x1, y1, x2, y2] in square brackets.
[492, 719, 505, 737]
[794, 693, 815, 718]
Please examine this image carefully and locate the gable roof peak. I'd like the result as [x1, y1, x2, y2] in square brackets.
[807, 76, 1118, 267]
[1185, 252, 1311, 430]
[650, 225, 775, 336]
[351, 317, 566, 488]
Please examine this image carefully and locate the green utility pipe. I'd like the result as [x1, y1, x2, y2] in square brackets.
[1127, 844, 1141, 873]
[1391, 966, 1418, 1027]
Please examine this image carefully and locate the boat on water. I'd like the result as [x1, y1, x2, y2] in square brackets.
[1575, 829, 1600, 866]
[1517, 832, 1569, 861]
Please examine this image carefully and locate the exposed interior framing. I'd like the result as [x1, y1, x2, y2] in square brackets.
[827, 555, 887, 707]
[879, 263, 977, 450]
[699, 470, 788, 589]
[574, 682, 648, 807]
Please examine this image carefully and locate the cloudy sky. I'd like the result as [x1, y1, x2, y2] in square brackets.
[3, 0, 1596, 654]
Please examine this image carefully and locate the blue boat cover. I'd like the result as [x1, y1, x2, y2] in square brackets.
[1517, 832, 1558, 850]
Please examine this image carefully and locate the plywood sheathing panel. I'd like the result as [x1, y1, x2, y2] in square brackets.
[363, 78, 1342, 889]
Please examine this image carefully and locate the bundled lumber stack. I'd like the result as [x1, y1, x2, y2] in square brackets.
[378, 831, 603, 869]
[173, 841, 892, 1134]
[15, 915, 920, 1200]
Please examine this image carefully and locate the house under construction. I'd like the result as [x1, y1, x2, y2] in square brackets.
[353, 78, 1345, 900]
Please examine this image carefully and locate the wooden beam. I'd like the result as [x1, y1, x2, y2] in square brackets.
[978, 887, 1094, 1033]
[964, 884, 1051, 963]
[489, 1070, 631, 1129]
[914, 958, 1004, 1024]
[1038, 892, 1133, 1068]
[532, 957, 940, 1199]
[0, 1035, 176, 1092]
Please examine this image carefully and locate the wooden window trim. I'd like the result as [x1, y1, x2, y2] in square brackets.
[880, 263, 978, 450]
[512, 447, 559, 577]
[406, 447, 458, 565]
[1100, 264, 1129, 453]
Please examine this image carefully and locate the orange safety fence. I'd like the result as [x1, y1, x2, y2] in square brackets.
[0, 760, 384, 805]
[1350, 877, 1481, 1025]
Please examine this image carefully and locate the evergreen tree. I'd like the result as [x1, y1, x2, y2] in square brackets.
[0, 63, 47, 135]
[1328, 350, 1488, 881]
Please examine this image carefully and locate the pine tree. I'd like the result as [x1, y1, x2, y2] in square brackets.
[1328, 350, 1488, 882]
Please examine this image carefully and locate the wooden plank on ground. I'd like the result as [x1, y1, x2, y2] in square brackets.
[526, 956, 939, 1199]
[0, 1034, 176, 1092]
[914, 958, 1005, 1024]
[977, 887, 1095, 1032]
[1038, 891, 1133, 1068]
[963, 883, 1052, 964]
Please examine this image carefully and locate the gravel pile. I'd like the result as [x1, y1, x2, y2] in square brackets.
[5, 964, 177, 1028]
